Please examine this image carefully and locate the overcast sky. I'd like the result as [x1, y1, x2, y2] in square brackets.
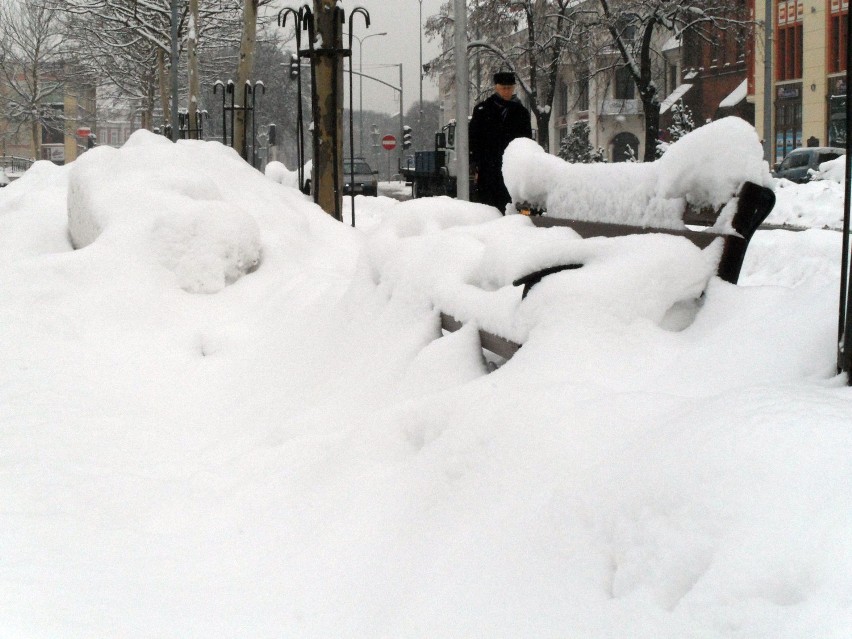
[278, 0, 448, 117]
[341, 0, 446, 114]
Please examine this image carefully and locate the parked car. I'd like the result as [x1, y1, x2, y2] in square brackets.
[343, 158, 378, 196]
[301, 158, 378, 196]
[773, 146, 845, 183]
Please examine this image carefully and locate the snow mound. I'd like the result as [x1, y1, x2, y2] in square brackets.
[813, 154, 846, 183]
[68, 131, 262, 293]
[504, 117, 772, 229]
[0, 161, 73, 263]
[768, 178, 846, 229]
[265, 160, 299, 189]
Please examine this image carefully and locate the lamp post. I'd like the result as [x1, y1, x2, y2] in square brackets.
[170, 0, 179, 141]
[419, 0, 423, 143]
[347, 31, 388, 156]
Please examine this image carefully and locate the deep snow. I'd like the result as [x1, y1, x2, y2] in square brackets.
[0, 127, 850, 638]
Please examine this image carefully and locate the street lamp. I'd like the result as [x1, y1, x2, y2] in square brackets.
[419, 0, 423, 146]
[347, 31, 388, 156]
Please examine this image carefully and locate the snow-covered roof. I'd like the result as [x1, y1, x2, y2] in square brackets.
[659, 83, 693, 114]
[719, 79, 748, 109]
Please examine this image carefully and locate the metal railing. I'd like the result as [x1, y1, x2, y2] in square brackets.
[0, 155, 35, 174]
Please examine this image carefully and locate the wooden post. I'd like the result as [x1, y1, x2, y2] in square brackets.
[453, 0, 469, 201]
[311, 0, 345, 220]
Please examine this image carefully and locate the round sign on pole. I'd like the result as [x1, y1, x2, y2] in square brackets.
[381, 134, 397, 150]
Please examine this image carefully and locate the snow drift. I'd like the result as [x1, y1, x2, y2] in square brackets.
[67, 130, 263, 293]
[0, 126, 849, 639]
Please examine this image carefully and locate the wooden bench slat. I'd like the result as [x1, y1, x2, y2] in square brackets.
[440, 312, 521, 360]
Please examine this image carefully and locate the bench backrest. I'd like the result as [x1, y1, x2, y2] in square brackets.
[503, 117, 774, 232]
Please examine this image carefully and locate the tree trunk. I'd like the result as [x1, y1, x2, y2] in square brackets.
[187, 0, 200, 139]
[535, 110, 550, 150]
[234, 0, 258, 158]
[642, 97, 660, 162]
[157, 49, 170, 129]
[30, 64, 40, 159]
[638, 20, 658, 162]
[31, 118, 40, 160]
[144, 70, 156, 130]
[311, 0, 344, 220]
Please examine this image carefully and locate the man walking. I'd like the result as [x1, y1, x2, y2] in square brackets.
[469, 71, 533, 214]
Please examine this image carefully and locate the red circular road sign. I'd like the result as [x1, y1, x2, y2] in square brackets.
[381, 134, 397, 150]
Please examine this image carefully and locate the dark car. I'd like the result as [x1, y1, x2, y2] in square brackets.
[344, 158, 378, 196]
[773, 146, 844, 183]
[301, 158, 378, 196]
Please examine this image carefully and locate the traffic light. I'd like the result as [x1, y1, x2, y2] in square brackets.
[402, 125, 413, 149]
[289, 54, 299, 80]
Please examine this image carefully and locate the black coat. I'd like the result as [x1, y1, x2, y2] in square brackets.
[469, 93, 532, 211]
[469, 94, 533, 173]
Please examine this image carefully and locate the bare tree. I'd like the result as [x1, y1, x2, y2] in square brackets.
[54, 0, 243, 132]
[426, 0, 750, 161]
[592, 0, 750, 161]
[426, 0, 585, 151]
[0, 0, 69, 157]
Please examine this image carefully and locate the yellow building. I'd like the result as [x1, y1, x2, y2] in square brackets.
[0, 68, 96, 165]
[751, 0, 849, 165]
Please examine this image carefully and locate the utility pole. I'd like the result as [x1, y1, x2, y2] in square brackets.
[419, 0, 424, 142]
[454, 0, 469, 200]
[170, 0, 179, 141]
[762, 0, 773, 164]
[311, 0, 345, 220]
[838, 5, 852, 380]
[399, 63, 404, 178]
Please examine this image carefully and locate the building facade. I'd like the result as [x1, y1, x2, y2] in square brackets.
[0, 68, 96, 165]
[750, 0, 849, 165]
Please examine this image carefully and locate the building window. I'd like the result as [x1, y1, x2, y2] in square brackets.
[558, 81, 569, 118]
[776, 0, 803, 80]
[615, 66, 635, 100]
[775, 93, 803, 164]
[41, 104, 64, 145]
[829, 1, 848, 73]
[577, 75, 589, 111]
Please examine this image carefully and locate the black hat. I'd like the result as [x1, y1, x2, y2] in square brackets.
[493, 71, 516, 86]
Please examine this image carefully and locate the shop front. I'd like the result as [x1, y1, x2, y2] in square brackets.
[828, 76, 847, 147]
[774, 83, 803, 164]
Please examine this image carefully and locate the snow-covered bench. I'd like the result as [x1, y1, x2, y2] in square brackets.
[441, 118, 777, 360]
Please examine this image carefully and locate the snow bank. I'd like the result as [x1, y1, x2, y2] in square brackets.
[0, 161, 73, 263]
[769, 178, 846, 229]
[265, 160, 299, 189]
[68, 130, 263, 293]
[504, 117, 772, 229]
[1, 125, 850, 638]
[814, 154, 846, 183]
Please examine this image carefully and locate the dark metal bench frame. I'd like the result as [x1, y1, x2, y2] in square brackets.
[440, 180, 776, 360]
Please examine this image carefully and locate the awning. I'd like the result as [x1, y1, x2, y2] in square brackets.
[659, 83, 693, 114]
[719, 79, 748, 109]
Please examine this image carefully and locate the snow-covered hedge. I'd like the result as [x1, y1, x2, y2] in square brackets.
[68, 131, 263, 293]
[503, 117, 772, 229]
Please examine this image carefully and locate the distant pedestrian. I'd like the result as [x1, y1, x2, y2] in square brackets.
[469, 71, 533, 214]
